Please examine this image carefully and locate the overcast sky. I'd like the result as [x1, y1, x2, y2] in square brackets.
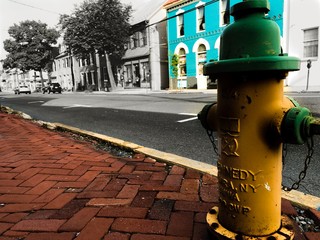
[0, 0, 151, 59]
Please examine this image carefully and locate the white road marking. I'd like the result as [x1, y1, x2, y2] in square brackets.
[178, 113, 198, 116]
[63, 104, 92, 109]
[177, 113, 198, 123]
[28, 101, 45, 104]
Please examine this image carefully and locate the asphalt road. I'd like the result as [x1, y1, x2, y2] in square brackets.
[1, 91, 319, 198]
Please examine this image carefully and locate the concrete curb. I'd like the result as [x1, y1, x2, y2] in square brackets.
[1, 105, 319, 210]
[52, 122, 217, 176]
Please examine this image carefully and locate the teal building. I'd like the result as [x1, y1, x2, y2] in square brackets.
[163, 0, 284, 89]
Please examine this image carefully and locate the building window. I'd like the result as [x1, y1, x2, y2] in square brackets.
[83, 55, 90, 66]
[133, 32, 139, 48]
[88, 71, 92, 85]
[141, 62, 150, 83]
[177, 13, 185, 37]
[125, 65, 133, 83]
[129, 34, 140, 49]
[220, 0, 230, 26]
[178, 48, 187, 77]
[140, 30, 147, 46]
[130, 36, 135, 49]
[197, 44, 207, 75]
[88, 53, 92, 65]
[80, 58, 86, 67]
[197, 5, 205, 32]
[303, 27, 318, 58]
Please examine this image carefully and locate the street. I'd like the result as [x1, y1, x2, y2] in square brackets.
[0, 91, 319, 198]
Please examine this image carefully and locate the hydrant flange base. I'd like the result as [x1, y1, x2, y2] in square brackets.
[207, 207, 294, 240]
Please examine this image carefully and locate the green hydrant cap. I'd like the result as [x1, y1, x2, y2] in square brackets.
[204, 0, 300, 75]
[231, 0, 270, 17]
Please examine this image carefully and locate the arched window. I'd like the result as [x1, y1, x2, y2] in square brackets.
[179, 48, 187, 77]
[197, 44, 207, 75]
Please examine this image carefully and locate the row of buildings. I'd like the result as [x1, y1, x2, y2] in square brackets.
[1, 0, 319, 92]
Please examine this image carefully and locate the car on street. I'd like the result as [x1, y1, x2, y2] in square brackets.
[43, 83, 62, 94]
[14, 86, 31, 94]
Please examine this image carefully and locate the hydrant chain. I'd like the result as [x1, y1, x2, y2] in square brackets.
[282, 136, 314, 191]
[206, 129, 220, 157]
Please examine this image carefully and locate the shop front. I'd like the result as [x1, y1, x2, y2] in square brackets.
[122, 59, 151, 89]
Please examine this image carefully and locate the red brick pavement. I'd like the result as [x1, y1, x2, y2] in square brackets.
[0, 112, 319, 240]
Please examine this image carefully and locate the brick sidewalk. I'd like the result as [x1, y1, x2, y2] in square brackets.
[0, 112, 318, 240]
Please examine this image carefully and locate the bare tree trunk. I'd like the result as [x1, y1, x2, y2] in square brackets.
[39, 70, 44, 88]
[105, 53, 116, 91]
[70, 53, 75, 91]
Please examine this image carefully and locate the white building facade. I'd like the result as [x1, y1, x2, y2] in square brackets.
[284, 0, 320, 91]
[120, 0, 169, 90]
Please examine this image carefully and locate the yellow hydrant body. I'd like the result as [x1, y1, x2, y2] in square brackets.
[214, 74, 288, 236]
[197, 0, 314, 239]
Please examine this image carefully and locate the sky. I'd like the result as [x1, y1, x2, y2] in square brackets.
[0, 0, 151, 60]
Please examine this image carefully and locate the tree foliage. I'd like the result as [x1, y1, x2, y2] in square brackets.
[171, 54, 179, 79]
[3, 20, 60, 71]
[59, 0, 132, 58]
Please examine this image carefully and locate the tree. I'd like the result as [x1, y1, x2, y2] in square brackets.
[59, 0, 132, 91]
[171, 54, 179, 79]
[3, 20, 60, 86]
[169, 53, 179, 89]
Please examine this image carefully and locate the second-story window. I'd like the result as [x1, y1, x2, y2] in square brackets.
[130, 36, 135, 49]
[220, 0, 230, 26]
[86, 54, 91, 65]
[140, 30, 147, 46]
[80, 58, 85, 67]
[133, 32, 139, 48]
[177, 13, 185, 37]
[303, 27, 319, 58]
[197, 5, 205, 32]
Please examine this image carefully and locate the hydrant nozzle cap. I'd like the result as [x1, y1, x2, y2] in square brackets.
[231, 0, 270, 17]
[281, 107, 313, 144]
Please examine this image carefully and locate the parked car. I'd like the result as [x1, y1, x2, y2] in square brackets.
[14, 86, 31, 94]
[43, 83, 62, 94]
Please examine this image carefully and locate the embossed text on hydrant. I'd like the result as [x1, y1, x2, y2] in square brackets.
[217, 161, 263, 215]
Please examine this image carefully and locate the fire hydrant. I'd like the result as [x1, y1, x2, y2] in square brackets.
[198, 0, 320, 239]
